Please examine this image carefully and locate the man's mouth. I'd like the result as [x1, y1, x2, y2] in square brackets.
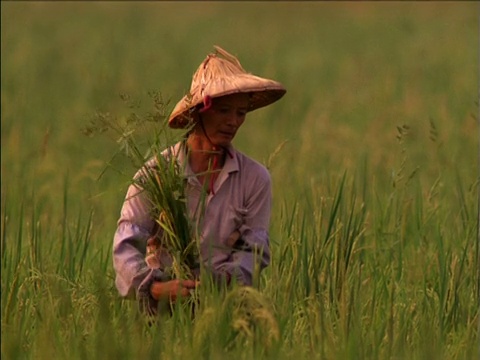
[219, 131, 235, 137]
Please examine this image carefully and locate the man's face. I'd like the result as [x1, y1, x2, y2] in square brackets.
[197, 93, 249, 147]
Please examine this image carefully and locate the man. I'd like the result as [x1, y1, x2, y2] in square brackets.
[113, 46, 286, 315]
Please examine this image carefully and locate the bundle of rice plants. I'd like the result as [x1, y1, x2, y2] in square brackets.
[84, 91, 200, 281]
[141, 149, 199, 280]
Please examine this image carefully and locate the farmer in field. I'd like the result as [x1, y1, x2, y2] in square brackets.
[112, 46, 286, 315]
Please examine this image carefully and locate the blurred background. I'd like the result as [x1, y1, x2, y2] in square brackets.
[1, 1, 477, 242]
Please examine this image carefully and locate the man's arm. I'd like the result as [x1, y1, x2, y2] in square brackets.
[221, 167, 272, 286]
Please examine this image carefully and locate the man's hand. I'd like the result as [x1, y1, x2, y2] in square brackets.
[150, 279, 198, 303]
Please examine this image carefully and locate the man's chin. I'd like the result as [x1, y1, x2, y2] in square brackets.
[216, 141, 231, 149]
[213, 136, 233, 148]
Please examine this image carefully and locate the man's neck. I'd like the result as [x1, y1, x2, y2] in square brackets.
[186, 135, 225, 175]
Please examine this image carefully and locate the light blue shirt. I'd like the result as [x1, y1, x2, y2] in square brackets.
[112, 142, 272, 308]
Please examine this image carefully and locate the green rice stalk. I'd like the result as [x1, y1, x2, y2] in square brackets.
[85, 92, 200, 280]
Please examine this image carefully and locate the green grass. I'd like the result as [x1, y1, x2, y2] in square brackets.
[1, 2, 478, 359]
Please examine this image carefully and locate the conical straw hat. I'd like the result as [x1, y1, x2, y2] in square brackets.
[168, 46, 286, 129]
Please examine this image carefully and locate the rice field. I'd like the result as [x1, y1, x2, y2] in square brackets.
[1, 2, 478, 359]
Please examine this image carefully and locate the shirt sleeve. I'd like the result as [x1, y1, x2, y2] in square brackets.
[221, 167, 272, 286]
[112, 180, 169, 307]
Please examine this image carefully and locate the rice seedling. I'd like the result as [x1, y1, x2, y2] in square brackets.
[84, 91, 203, 284]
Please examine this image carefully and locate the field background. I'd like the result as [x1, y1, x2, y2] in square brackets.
[1, 2, 478, 359]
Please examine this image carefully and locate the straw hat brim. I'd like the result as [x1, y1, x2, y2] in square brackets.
[168, 74, 286, 129]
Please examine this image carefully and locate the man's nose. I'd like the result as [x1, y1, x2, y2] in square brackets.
[225, 113, 241, 127]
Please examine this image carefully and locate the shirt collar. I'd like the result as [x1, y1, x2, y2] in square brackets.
[222, 143, 239, 174]
[169, 141, 240, 178]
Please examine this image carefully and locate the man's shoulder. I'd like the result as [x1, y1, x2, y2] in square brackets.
[133, 142, 183, 179]
[233, 148, 271, 181]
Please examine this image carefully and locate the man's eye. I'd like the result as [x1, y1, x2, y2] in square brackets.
[237, 111, 246, 117]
